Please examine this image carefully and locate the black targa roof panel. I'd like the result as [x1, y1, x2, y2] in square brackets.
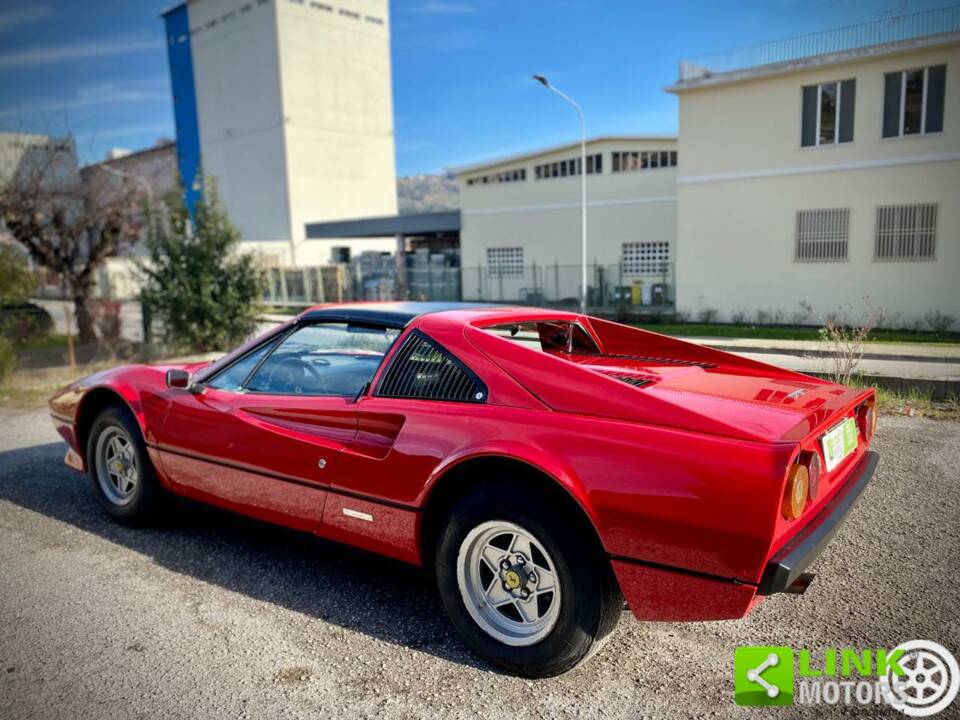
[300, 302, 494, 328]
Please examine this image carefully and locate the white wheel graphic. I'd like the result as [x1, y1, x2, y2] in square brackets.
[883, 640, 959, 717]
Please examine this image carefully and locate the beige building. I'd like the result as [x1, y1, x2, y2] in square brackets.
[669, 28, 960, 325]
[455, 136, 678, 307]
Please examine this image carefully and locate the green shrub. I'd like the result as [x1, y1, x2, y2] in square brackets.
[141, 181, 265, 353]
[0, 336, 15, 382]
[0, 245, 36, 304]
[0, 301, 54, 344]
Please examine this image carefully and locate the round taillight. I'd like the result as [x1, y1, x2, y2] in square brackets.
[801, 450, 822, 499]
[858, 400, 877, 441]
[783, 463, 809, 520]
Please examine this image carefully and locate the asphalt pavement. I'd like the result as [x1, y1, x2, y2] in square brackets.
[1, 408, 958, 719]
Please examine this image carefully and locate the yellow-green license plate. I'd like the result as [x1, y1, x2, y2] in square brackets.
[821, 417, 858, 471]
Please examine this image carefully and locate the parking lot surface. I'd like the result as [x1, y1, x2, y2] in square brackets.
[1, 408, 958, 719]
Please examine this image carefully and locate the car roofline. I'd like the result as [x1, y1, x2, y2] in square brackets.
[298, 302, 571, 329]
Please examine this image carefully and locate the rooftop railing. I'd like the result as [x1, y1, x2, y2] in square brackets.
[678, 5, 960, 82]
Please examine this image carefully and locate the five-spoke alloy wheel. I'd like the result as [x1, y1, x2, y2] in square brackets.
[94, 426, 139, 506]
[87, 404, 164, 524]
[436, 483, 622, 677]
[457, 521, 562, 646]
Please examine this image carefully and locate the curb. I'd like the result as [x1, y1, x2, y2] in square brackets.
[703, 343, 960, 365]
[801, 371, 960, 400]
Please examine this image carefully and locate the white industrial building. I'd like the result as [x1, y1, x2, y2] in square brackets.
[453, 8, 960, 325]
[163, 0, 397, 266]
[454, 136, 677, 308]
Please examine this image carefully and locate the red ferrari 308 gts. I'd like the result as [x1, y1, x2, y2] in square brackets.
[49, 302, 878, 676]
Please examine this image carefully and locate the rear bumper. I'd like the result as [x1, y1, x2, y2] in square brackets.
[757, 450, 879, 596]
[613, 449, 879, 621]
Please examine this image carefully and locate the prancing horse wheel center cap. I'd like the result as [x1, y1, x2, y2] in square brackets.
[504, 570, 522, 590]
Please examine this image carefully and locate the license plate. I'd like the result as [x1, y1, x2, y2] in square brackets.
[821, 417, 858, 472]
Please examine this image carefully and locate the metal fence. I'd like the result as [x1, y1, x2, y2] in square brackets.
[260, 263, 462, 306]
[461, 262, 674, 312]
[678, 5, 960, 82]
[43, 260, 671, 314]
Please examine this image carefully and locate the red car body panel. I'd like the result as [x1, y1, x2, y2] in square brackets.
[49, 303, 876, 622]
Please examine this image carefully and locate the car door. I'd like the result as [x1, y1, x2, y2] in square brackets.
[157, 321, 399, 532]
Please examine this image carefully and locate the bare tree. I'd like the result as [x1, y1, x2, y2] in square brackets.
[0, 134, 143, 343]
[818, 301, 885, 386]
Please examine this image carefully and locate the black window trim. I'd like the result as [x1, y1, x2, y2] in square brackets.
[372, 329, 488, 404]
[203, 319, 401, 398]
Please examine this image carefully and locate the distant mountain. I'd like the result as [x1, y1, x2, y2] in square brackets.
[397, 173, 459, 214]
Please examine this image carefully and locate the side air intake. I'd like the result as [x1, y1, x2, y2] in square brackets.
[376, 331, 487, 403]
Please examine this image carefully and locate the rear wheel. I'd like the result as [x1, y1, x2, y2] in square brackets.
[87, 405, 164, 524]
[436, 485, 622, 677]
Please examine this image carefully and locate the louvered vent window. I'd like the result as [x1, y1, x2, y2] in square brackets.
[795, 208, 849, 262]
[875, 204, 937, 260]
[376, 332, 486, 403]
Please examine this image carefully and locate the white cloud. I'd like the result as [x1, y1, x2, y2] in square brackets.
[0, 5, 53, 33]
[0, 37, 162, 70]
[77, 122, 174, 141]
[0, 82, 168, 120]
[413, 1, 477, 15]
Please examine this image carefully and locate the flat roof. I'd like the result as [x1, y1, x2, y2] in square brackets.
[669, 14, 960, 93]
[449, 135, 677, 176]
[305, 211, 461, 239]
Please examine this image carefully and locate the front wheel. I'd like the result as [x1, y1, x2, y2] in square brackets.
[87, 405, 165, 524]
[436, 486, 622, 677]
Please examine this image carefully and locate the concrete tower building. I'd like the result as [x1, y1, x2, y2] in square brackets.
[163, 0, 397, 265]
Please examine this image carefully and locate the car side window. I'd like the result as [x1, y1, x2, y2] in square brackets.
[245, 323, 399, 396]
[376, 331, 487, 403]
[206, 339, 279, 391]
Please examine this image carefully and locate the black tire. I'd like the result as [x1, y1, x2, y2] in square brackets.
[86, 404, 165, 525]
[435, 484, 622, 677]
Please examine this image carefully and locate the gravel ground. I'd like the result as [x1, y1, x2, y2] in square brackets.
[1, 408, 958, 719]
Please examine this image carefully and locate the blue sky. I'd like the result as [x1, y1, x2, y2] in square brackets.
[0, 0, 947, 174]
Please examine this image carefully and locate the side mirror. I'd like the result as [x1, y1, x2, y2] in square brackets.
[166, 368, 191, 390]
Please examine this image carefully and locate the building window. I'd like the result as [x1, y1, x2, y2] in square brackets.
[611, 150, 677, 172]
[533, 154, 602, 179]
[622, 242, 670, 275]
[875, 204, 937, 260]
[801, 80, 855, 147]
[465, 168, 526, 186]
[486, 247, 524, 277]
[883, 65, 946, 138]
[795, 208, 849, 262]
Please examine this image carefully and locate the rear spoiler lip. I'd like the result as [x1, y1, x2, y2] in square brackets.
[778, 386, 875, 443]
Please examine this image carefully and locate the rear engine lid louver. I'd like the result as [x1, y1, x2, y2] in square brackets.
[600, 372, 654, 389]
[604, 353, 716, 369]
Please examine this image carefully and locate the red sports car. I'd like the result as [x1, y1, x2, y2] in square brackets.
[49, 302, 878, 676]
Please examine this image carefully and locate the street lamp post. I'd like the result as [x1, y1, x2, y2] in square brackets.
[533, 74, 587, 313]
